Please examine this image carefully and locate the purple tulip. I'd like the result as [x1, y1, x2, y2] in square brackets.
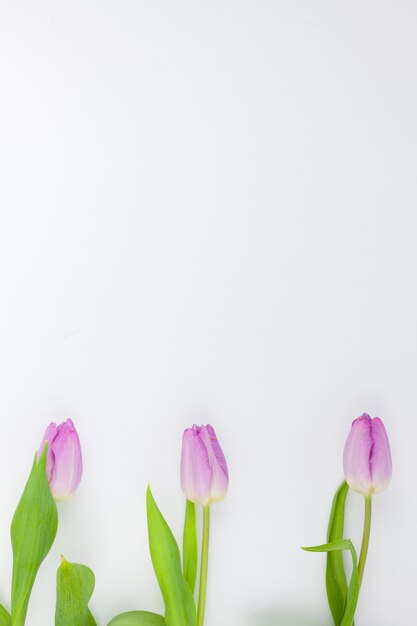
[37, 419, 83, 502]
[181, 424, 229, 505]
[343, 413, 392, 496]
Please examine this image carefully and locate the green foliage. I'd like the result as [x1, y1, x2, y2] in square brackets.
[108, 611, 166, 626]
[55, 558, 97, 626]
[326, 482, 350, 625]
[10, 446, 58, 626]
[183, 500, 198, 594]
[303, 539, 359, 626]
[146, 487, 197, 626]
[0, 605, 11, 625]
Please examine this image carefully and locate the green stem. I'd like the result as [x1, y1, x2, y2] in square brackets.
[357, 495, 372, 587]
[197, 505, 210, 626]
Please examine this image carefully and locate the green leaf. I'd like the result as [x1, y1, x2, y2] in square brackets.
[11, 446, 58, 626]
[183, 500, 198, 594]
[0, 605, 11, 626]
[108, 611, 166, 626]
[146, 487, 197, 626]
[55, 557, 97, 626]
[326, 481, 350, 625]
[303, 540, 359, 626]
[303, 538, 353, 554]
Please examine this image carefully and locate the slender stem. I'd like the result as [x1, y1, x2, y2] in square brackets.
[358, 495, 372, 587]
[197, 505, 211, 626]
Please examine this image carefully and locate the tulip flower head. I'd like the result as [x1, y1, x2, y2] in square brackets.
[343, 413, 392, 496]
[37, 419, 83, 502]
[181, 424, 228, 506]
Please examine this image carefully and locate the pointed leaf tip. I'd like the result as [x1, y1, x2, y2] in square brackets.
[147, 490, 196, 626]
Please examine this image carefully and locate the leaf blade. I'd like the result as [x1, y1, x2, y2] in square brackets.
[183, 500, 198, 594]
[108, 611, 166, 626]
[10, 447, 58, 626]
[55, 558, 97, 626]
[326, 481, 350, 625]
[302, 539, 359, 626]
[0, 605, 11, 626]
[87, 609, 98, 626]
[146, 487, 197, 626]
[340, 543, 359, 626]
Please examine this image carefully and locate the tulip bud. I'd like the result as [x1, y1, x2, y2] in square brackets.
[180, 424, 228, 506]
[343, 413, 392, 496]
[37, 419, 83, 502]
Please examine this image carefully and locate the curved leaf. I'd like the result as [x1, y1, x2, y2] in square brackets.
[55, 558, 96, 626]
[183, 500, 197, 594]
[326, 481, 350, 625]
[11, 447, 58, 626]
[146, 487, 197, 626]
[303, 540, 359, 626]
[108, 611, 166, 626]
[0, 605, 11, 626]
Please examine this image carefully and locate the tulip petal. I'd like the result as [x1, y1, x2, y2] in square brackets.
[49, 419, 83, 501]
[205, 425, 229, 479]
[204, 425, 229, 503]
[180, 428, 212, 505]
[370, 418, 392, 493]
[37, 422, 58, 482]
[343, 414, 373, 496]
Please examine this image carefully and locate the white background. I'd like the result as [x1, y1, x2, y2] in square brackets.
[0, 1, 416, 625]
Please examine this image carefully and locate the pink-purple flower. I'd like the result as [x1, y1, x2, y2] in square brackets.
[37, 419, 83, 502]
[343, 413, 392, 496]
[181, 424, 229, 505]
